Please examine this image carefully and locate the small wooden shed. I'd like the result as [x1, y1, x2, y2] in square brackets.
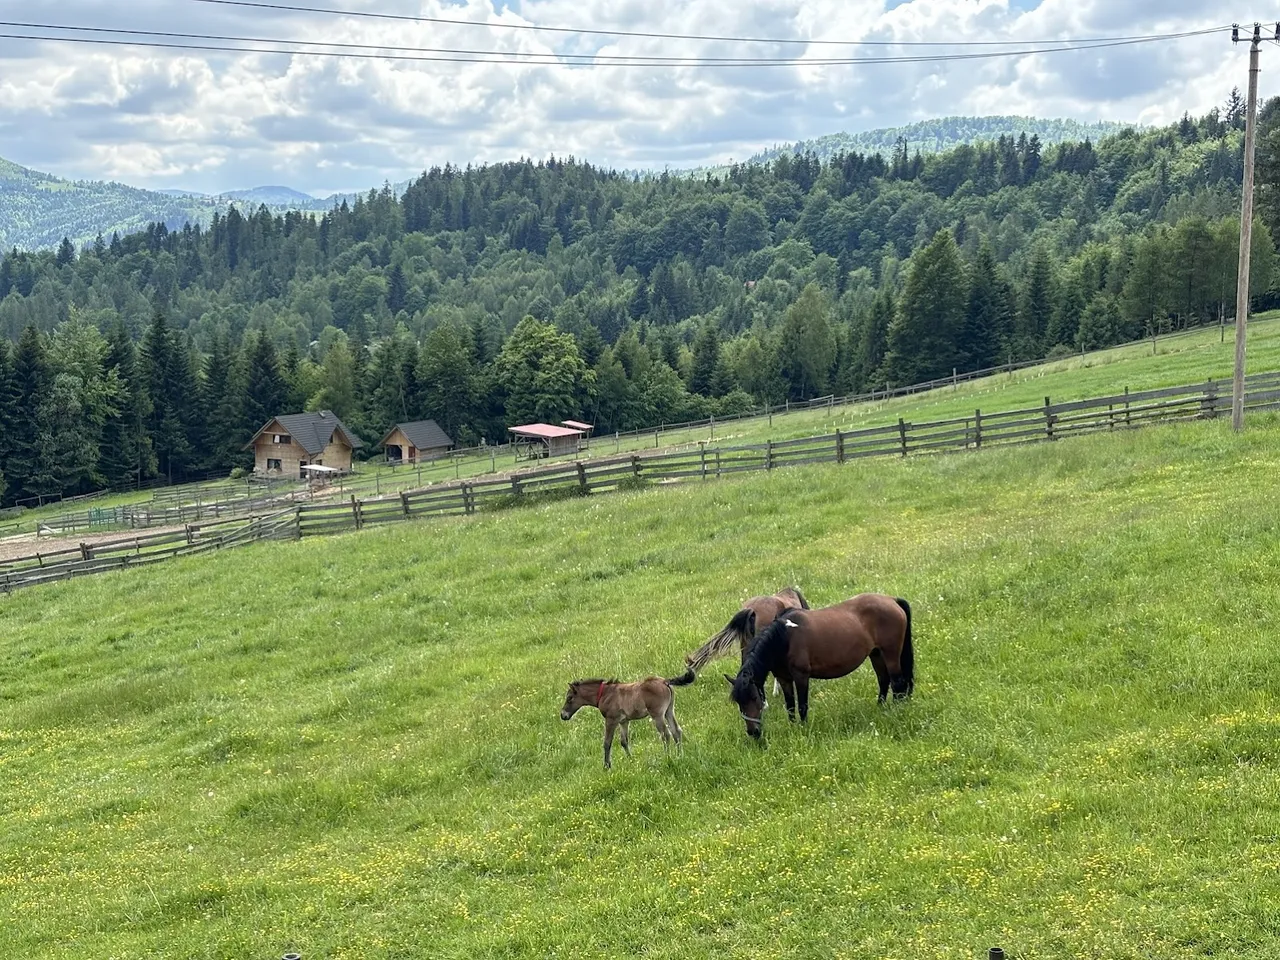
[380, 420, 454, 464]
[508, 423, 587, 461]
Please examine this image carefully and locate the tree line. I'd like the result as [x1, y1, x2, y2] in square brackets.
[0, 92, 1271, 506]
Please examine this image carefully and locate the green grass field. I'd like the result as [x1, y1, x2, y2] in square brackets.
[353, 313, 1280, 493]
[2, 409, 1279, 959]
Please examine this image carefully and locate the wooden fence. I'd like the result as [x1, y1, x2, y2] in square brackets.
[35, 490, 305, 537]
[0, 509, 300, 594]
[5, 370, 1280, 594]
[290, 371, 1280, 536]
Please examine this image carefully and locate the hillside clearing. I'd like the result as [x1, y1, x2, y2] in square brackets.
[1, 418, 1279, 958]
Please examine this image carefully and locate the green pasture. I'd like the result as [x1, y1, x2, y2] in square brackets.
[350, 312, 1280, 495]
[1, 410, 1278, 958]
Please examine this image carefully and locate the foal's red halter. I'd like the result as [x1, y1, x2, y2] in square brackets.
[595, 681, 607, 706]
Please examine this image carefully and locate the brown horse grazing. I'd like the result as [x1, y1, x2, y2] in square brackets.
[685, 586, 810, 675]
[725, 594, 913, 740]
[561, 668, 696, 768]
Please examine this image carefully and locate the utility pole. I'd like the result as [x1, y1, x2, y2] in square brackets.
[1233, 23, 1267, 431]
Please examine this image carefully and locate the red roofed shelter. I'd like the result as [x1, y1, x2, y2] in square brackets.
[508, 423, 587, 461]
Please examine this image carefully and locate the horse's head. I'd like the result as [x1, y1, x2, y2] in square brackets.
[725, 673, 767, 740]
[560, 681, 592, 720]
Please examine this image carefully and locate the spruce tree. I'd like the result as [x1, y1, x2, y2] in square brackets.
[239, 332, 289, 444]
[0, 339, 19, 504]
[9, 326, 54, 500]
[883, 231, 966, 385]
[100, 319, 156, 488]
[1013, 248, 1056, 360]
[961, 243, 1010, 371]
[387, 263, 408, 315]
[689, 318, 722, 396]
[55, 237, 76, 268]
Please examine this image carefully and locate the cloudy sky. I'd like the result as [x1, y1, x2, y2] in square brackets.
[0, 0, 1251, 196]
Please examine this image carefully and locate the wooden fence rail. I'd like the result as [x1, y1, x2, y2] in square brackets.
[6, 369, 1280, 594]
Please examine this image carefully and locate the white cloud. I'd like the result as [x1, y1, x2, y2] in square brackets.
[0, 0, 1251, 195]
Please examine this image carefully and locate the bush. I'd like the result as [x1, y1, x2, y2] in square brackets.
[229, 467, 247, 480]
[1045, 343, 1078, 361]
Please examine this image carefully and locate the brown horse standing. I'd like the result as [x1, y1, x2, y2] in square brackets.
[685, 586, 810, 674]
[561, 669, 695, 768]
[725, 593, 913, 739]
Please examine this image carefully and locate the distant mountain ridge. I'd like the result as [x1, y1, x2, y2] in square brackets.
[0, 115, 1137, 250]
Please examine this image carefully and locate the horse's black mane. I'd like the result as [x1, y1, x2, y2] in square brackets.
[576, 678, 619, 687]
[731, 607, 801, 703]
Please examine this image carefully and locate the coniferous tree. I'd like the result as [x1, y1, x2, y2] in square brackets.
[239, 331, 289, 444]
[101, 319, 156, 488]
[55, 237, 76, 268]
[387, 263, 408, 315]
[141, 308, 196, 482]
[9, 326, 53, 500]
[776, 283, 836, 400]
[417, 324, 478, 443]
[689, 317, 722, 396]
[884, 230, 966, 385]
[961, 242, 1010, 370]
[0, 339, 18, 504]
[1013, 247, 1056, 360]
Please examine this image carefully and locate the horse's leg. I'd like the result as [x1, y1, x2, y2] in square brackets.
[777, 674, 798, 722]
[869, 649, 890, 704]
[795, 675, 811, 724]
[619, 721, 632, 759]
[879, 646, 910, 701]
[603, 719, 618, 769]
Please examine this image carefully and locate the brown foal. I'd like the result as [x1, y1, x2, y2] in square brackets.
[561, 668, 695, 768]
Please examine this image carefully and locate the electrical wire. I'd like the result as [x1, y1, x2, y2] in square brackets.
[190, 0, 1231, 50]
[0, 24, 1230, 68]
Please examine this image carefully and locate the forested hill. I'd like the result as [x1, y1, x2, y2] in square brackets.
[0, 158, 350, 251]
[0, 93, 1268, 506]
[740, 116, 1133, 167]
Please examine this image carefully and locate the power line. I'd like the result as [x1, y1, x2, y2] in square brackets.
[191, 0, 1229, 50]
[0, 24, 1229, 68]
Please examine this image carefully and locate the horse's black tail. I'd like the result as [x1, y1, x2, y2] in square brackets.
[666, 668, 697, 687]
[895, 598, 914, 695]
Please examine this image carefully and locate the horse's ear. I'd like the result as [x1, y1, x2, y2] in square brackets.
[747, 610, 757, 636]
[723, 673, 734, 685]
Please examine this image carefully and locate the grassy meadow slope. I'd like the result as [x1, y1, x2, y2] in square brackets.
[2, 418, 1280, 958]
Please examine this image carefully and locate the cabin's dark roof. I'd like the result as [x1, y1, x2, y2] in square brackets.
[380, 420, 453, 451]
[246, 411, 364, 454]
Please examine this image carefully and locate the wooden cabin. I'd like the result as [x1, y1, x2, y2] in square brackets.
[379, 420, 454, 463]
[245, 411, 364, 478]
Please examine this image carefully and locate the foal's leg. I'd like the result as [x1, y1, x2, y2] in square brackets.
[651, 712, 672, 752]
[664, 701, 683, 748]
[619, 721, 632, 759]
[869, 650, 890, 704]
[603, 718, 619, 769]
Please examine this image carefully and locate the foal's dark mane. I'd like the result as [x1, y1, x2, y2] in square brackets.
[732, 608, 801, 701]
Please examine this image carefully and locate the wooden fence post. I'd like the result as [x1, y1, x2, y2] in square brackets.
[577, 462, 588, 493]
[765, 440, 774, 470]
[400, 491, 411, 517]
[1202, 378, 1218, 418]
[898, 418, 908, 457]
[632, 455, 641, 479]
[836, 430, 845, 464]
[715, 449, 722, 479]
[185, 524, 195, 546]
[351, 495, 362, 530]
[700, 443, 707, 480]
[974, 409, 983, 449]
[1044, 396, 1055, 440]
[463, 483, 475, 515]
[1124, 386, 1131, 427]
[80, 542, 92, 561]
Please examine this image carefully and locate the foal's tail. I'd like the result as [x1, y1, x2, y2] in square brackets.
[894, 598, 914, 695]
[665, 668, 697, 687]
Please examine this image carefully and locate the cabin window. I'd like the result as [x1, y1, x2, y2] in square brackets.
[267, 458, 282, 471]
[272, 434, 291, 445]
